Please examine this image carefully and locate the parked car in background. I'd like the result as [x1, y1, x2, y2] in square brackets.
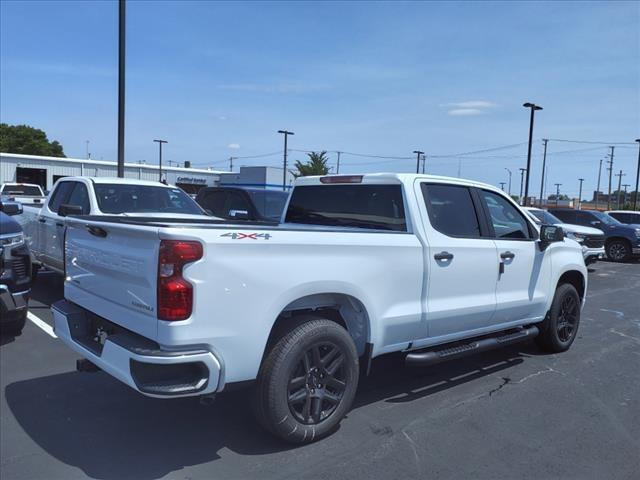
[605, 210, 640, 225]
[551, 208, 640, 262]
[524, 207, 604, 265]
[195, 186, 289, 222]
[15, 177, 215, 276]
[0, 182, 46, 205]
[53, 173, 586, 444]
[0, 205, 31, 336]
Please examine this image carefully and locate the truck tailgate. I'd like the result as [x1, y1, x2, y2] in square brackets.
[64, 218, 160, 340]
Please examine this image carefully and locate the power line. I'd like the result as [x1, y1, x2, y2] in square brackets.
[549, 138, 637, 146]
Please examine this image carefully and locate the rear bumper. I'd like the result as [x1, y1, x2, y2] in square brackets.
[0, 285, 29, 321]
[52, 300, 221, 398]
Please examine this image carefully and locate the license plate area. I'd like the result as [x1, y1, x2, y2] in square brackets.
[68, 310, 128, 356]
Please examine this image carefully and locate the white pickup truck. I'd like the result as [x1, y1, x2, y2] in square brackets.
[0, 182, 46, 205]
[52, 173, 587, 443]
[16, 176, 212, 275]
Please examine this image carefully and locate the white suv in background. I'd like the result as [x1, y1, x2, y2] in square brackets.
[524, 207, 605, 265]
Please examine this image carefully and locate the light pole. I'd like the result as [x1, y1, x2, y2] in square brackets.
[85, 140, 91, 159]
[595, 158, 603, 210]
[522, 102, 543, 206]
[278, 130, 294, 191]
[634, 139, 640, 210]
[505, 168, 512, 195]
[615, 170, 625, 209]
[519, 168, 527, 205]
[117, 0, 126, 178]
[413, 150, 424, 174]
[607, 146, 615, 210]
[336, 151, 341, 174]
[554, 183, 562, 207]
[500, 182, 506, 191]
[578, 178, 584, 210]
[539, 138, 548, 206]
[153, 139, 167, 183]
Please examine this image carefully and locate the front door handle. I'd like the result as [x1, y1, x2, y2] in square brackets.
[500, 251, 515, 260]
[434, 251, 454, 261]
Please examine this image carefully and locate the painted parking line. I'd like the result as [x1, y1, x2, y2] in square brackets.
[27, 311, 57, 338]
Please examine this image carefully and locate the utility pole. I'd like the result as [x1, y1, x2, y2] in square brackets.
[519, 168, 527, 205]
[422, 154, 427, 174]
[153, 139, 167, 183]
[505, 168, 512, 195]
[456, 158, 461, 177]
[228, 157, 235, 172]
[413, 150, 424, 174]
[500, 182, 506, 191]
[595, 158, 603, 210]
[336, 151, 341, 174]
[555, 183, 562, 207]
[277, 130, 294, 191]
[634, 139, 640, 210]
[85, 140, 91, 160]
[522, 102, 543, 206]
[615, 170, 625, 209]
[117, 0, 126, 178]
[607, 146, 615, 210]
[578, 178, 584, 210]
[539, 138, 548, 207]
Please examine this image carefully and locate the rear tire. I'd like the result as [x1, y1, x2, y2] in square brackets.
[254, 316, 359, 444]
[536, 284, 580, 353]
[606, 239, 631, 262]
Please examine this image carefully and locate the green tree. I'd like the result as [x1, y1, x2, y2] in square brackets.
[0, 123, 66, 157]
[292, 151, 330, 177]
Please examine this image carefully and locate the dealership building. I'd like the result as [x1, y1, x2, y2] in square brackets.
[0, 153, 294, 194]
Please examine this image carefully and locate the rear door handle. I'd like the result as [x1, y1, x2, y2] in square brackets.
[434, 251, 454, 261]
[500, 251, 515, 260]
[38, 218, 46, 223]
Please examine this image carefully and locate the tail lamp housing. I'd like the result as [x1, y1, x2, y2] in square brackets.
[157, 240, 203, 321]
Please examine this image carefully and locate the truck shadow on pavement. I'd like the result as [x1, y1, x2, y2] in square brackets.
[5, 342, 535, 480]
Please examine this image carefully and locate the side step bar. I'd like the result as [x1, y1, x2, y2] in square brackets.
[405, 326, 539, 367]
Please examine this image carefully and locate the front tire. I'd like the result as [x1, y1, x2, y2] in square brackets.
[0, 310, 27, 337]
[254, 317, 359, 444]
[536, 284, 581, 353]
[606, 239, 631, 262]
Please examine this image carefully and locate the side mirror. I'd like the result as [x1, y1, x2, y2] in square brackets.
[58, 204, 84, 217]
[0, 201, 23, 216]
[539, 224, 564, 250]
[590, 220, 602, 227]
[228, 209, 250, 220]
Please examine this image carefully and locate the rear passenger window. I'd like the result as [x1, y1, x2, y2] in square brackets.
[421, 184, 481, 237]
[481, 190, 531, 240]
[285, 185, 406, 231]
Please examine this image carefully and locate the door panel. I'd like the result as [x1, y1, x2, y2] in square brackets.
[42, 181, 74, 271]
[417, 183, 499, 338]
[480, 190, 549, 322]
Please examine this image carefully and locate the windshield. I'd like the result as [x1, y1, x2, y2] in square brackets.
[528, 209, 562, 225]
[247, 190, 289, 221]
[592, 210, 621, 226]
[1, 185, 42, 196]
[94, 184, 204, 215]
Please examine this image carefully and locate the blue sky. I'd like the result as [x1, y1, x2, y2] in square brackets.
[1, 0, 639, 198]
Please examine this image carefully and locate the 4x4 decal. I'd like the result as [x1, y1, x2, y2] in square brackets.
[221, 232, 271, 240]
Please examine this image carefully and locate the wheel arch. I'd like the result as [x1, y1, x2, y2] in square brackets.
[556, 269, 586, 302]
[264, 292, 372, 359]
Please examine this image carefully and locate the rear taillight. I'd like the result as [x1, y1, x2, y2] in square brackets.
[157, 240, 203, 321]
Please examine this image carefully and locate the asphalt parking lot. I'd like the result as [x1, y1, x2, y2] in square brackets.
[1, 261, 639, 480]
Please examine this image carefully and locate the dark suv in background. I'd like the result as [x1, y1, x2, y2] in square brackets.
[0, 201, 32, 336]
[551, 208, 640, 262]
[196, 186, 289, 222]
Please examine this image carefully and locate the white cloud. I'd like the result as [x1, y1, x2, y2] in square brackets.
[444, 100, 498, 109]
[218, 116, 227, 121]
[228, 143, 240, 149]
[448, 108, 485, 116]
